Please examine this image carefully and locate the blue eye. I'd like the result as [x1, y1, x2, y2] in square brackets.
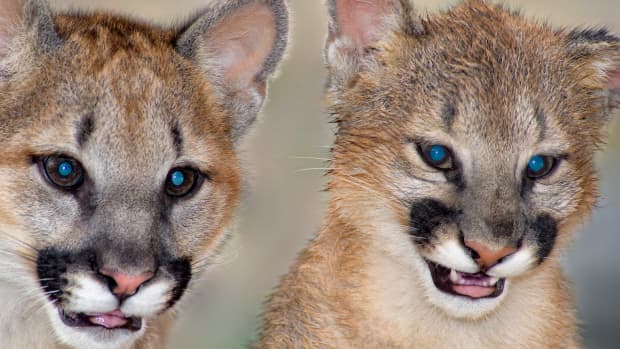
[527, 155, 545, 173]
[42, 156, 84, 190]
[166, 168, 201, 197]
[429, 145, 448, 163]
[526, 155, 556, 179]
[420, 144, 454, 170]
[57, 161, 74, 177]
[170, 170, 185, 187]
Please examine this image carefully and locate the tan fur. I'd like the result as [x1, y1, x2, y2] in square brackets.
[0, 0, 288, 348]
[257, 1, 620, 348]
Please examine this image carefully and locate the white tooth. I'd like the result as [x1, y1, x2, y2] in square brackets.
[449, 269, 459, 283]
[488, 277, 500, 286]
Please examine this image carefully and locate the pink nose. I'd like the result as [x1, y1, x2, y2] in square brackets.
[464, 241, 517, 269]
[99, 269, 154, 296]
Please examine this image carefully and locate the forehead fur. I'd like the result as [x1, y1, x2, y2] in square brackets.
[331, 0, 613, 149]
[0, 12, 232, 145]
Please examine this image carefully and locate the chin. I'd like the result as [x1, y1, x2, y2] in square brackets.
[46, 302, 145, 349]
[414, 254, 509, 320]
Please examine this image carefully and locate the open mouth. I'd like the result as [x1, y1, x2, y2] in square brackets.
[58, 308, 142, 332]
[426, 260, 505, 299]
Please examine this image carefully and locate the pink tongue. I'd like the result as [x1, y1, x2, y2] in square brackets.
[452, 285, 496, 298]
[87, 310, 128, 329]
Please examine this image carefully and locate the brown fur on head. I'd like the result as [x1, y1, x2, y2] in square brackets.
[258, 0, 619, 348]
[0, 0, 288, 348]
[326, 0, 620, 320]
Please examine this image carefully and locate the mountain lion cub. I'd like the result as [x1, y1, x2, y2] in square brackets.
[0, 0, 288, 348]
[258, 0, 619, 348]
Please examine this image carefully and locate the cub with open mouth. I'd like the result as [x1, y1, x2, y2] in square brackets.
[0, 0, 288, 348]
[257, 0, 620, 348]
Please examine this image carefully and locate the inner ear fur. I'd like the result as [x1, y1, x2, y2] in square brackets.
[324, 0, 419, 88]
[176, 0, 289, 141]
[327, 0, 416, 49]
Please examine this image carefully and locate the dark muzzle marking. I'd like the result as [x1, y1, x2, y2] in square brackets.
[165, 257, 192, 310]
[409, 199, 458, 245]
[36, 247, 193, 309]
[531, 214, 558, 261]
[37, 248, 97, 303]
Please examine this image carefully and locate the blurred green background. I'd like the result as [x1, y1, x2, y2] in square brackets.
[51, 0, 620, 348]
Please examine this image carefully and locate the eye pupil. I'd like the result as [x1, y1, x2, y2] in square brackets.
[57, 161, 74, 177]
[528, 155, 545, 173]
[170, 171, 185, 187]
[429, 145, 447, 163]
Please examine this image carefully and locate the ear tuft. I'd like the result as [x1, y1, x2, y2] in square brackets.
[176, 0, 289, 142]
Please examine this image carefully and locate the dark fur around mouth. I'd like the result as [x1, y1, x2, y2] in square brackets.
[409, 198, 559, 265]
[36, 247, 192, 311]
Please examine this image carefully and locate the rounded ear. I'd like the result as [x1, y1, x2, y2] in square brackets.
[324, 0, 420, 89]
[176, 0, 289, 142]
[566, 28, 620, 121]
[0, 0, 22, 57]
[1, 0, 61, 77]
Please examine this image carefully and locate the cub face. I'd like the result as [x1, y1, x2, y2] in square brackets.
[326, 0, 620, 319]
[0, 0, 287, 348]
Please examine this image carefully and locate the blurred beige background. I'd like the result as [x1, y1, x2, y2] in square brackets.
[51, 1, 620, 348]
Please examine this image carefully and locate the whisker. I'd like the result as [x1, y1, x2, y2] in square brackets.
[0, 231, 37, 251]
[335, 175, 390, 201]
[289, 156, 331, 161]
[295, 167, 337, 173]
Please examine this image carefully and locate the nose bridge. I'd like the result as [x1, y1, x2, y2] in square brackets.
[462, 160, 520, 241]
[90, 192, 160, 273]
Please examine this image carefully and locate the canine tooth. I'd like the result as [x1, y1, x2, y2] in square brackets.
[449, 269, 459, 283]
[489, 277, 499, 286]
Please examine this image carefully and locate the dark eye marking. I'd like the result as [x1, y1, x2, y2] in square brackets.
[77, 112, 95, 147]
[171, 121, 183, 155]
